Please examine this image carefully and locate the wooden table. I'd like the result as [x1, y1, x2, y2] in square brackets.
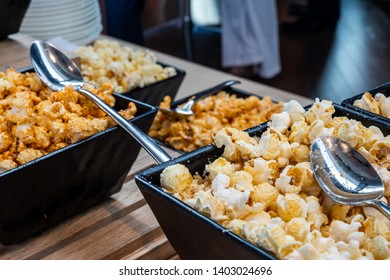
[0, 34, 312, 260]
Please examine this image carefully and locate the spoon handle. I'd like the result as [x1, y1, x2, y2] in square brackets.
[191, 80, 241, 102]
[78, 88, 171, 164]
[195, 80, 241, 101]
[172, 80, 241, 109]
[366, 200, 390, 220]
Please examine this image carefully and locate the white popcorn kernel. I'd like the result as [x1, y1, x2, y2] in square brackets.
[269, 111, 291, 133]
[160, 164, 193, 193]
[212, 173, 250, 212]
[308, 120, 335, 143]
[284, 100, 305, 123]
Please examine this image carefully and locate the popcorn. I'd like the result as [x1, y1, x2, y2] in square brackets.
[244, 157, 279, 185]
[0, 159, 18, 173]
[285, 217, 310, 242]
[257, 130, 283, 161]
[205, 157, 238, 180]
[275, 165, 300, 194]
[269, 111, 291, 133]
[160, 164, 193, 194]
[226, 219, 247, 235]
[289, 120, 310, 145]
[304, 99, 335, 125]
[274, 162, 320, 196]
[256, 218, 301, 258]
[0, 68, 137, 174]
[0, 132, 12, 153]
[76, 39, 176, 93]
[333, 118, 371, 148]
[16, 148, 44, 165]
[285, 243, 319, 260]
[284, 100, 305, 123]
[149, 92, 283, 152]
[185, 190, 227, 222]
[353, 92, 390, 119]
[211, 173, 250, 213]
[160, 100, 390, 259]
[330, 204, 353, 222]
[353, 92, 380, 114]
[230, 170, 253, 191]
[276, 193, 308, 222]
[366, 235, 390, 260]
[308, 120, 334, 143]
[291, 144, 310, 163]
[214, 127, 257, 161]
[372, 164, 390, 196]
[250, 182, 279, 208]
[305, 196, 328, 230]
[362, 211, 390, 239]
[369, 136, 390, 168]
[376, 93, 390, 118]
[329, 215, 363, 243]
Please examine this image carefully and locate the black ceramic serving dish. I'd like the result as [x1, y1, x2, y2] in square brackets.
[342, 82, 390, 124]
[152, 83, 279, 153]
[119, 62, 186, 106]
[135, 103, 390, 260]
[0, 93, 157, 245]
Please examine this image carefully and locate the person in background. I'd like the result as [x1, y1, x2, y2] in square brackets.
[220, 0, 281, 79]
[100, 0, 145, 45]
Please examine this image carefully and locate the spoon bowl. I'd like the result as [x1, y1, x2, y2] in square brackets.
[30, 40, 171, 164]
[310, 136, 390, 219]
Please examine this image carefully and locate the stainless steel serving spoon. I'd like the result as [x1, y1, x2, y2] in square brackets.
[310, 136, 390, 219]
[159, 80, 241, 117]
[30, 40, 171, 164]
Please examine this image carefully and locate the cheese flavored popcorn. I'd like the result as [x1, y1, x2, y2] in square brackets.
[149, 91, 283, 152]
[76, 39, 177, 93]
[0, 68, 137, 174]
[160, 98, 390, 260]
[353, 92, 390, 118]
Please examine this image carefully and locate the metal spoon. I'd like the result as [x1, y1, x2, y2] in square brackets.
[310, 136, 390, 219]
[30, 40, 171, 164]
[159, 80, 241, 117]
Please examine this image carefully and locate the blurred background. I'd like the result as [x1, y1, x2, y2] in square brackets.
[10, 0, 390, 103]
[99, 0, 390, 103]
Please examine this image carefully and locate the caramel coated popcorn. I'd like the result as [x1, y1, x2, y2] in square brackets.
[149, 91, 283, 152]
[0, 68, 137, 174]
[76, 39, 177, 93]
[161, 99, 390, 260]
[353, 92, 390, 118]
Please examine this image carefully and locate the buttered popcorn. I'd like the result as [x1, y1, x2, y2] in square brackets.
[150, 91, 283, 152]
[0, 68, 137, 174]
[160, 98, 390, 260]
[76, 39, 177, 93]
[353, 91, 390, 118]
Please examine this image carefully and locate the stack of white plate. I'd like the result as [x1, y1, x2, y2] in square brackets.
[19, 0, 102, 46]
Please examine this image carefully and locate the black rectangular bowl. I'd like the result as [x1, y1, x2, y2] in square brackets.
[119, 63, 186, 106]
[0, 93, 157, 245]
[152, 82, 280, 153]
[342, 81, 390, 124]
[135, 103, 390, 260]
